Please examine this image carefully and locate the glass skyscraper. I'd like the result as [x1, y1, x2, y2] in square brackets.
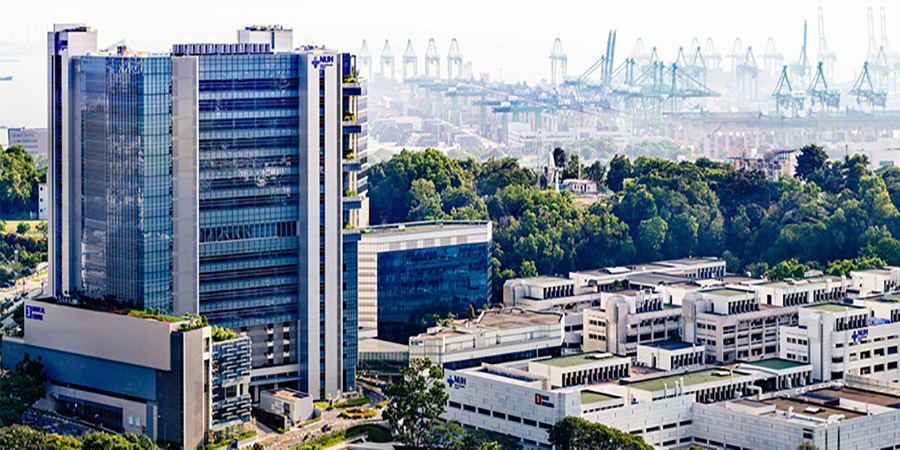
[357, 221, 492, 343]
[49, 25, 363, 400]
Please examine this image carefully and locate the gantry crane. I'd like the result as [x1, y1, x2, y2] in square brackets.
[789, 20, 812, 89]
[736, 47, 759, 101]
[402, 40, 418, 81]
[817, 7, 836, 79]
[773, 65, 805, 115]
[727, 38, 744, 72]
[851, 61, 887, 109]
[704, 38, 722, 70]
[425, 39, 441, 79]
[549, 38, 567, 86]
[760, 38, 783, 75]
[358, 40, 372, 81]
[447, 39, 463, 80]
[380, 40, 395, 81]
[807, 61, 840, 110]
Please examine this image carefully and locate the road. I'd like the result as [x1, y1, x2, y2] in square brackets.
[0, 265, 47, 327]
[257, 396, 388, 450]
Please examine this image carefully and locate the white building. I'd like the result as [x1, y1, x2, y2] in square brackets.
[7, 127, 48, 161]
[38, 182, 47, 220]
[780, 302, 900, 382]
[527, 352, 631, 388]
[636, 340, 705, 371]
[582, 290, 682, 357]
[259, 388, 314, 425]
[850, 267, 900, 294]
[682, 287, 798, 364]
[751, 276, 849, 307]
[409, 308, 564, 370]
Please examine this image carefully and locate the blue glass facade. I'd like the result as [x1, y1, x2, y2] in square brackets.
[377, 242, 491, 343]
[342, 233, 359, 392]
[79, 56, 174, 311]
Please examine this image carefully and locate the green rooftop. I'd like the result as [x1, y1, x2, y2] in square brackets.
[856, 268, 891, 275]
[804, 303, 863, 313]
[535, 352, 619, 368]
[623, 369, 749, 393]
[581, 391, 618, 405]
[746, 358, 807, 371]
[701, 288, 750, 297]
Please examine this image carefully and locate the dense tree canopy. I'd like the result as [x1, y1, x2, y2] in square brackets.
[0, 145, 43, 218]
[548, 416, 652, 450]
[368, 147, 900, 303]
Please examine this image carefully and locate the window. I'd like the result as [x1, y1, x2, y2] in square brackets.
[478, 408, 490, 416]
[508, 415, 521, 423]
[449, 401, 461, 409]
[523, 418, 537, 427]
[493, 411, 506, 420]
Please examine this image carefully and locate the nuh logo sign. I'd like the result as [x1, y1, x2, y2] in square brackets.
[447, 375, 467, 389]
[311, 55, 335, 69]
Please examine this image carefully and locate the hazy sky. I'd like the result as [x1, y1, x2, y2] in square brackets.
[0, 0, 897, 127]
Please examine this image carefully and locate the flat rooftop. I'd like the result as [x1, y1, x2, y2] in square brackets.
[745, 358, 808, 371]
[640, 340, 696, 351]
[361, 220, 489, 235]
[804, 302, 864, 313]
[581, 391, 618, 405]
[478, 309, 561, 329]
[813, 387, 900, 408]
[627, 273, 691, 286]
[266, 388, 309, 401]
[701, 287, 752, 297]
[757, 277, 835, 289]
[358, 338, 409, 354]
[534, 352, 622, 368]
[623, 368, 749, 393]
[764, 397, 863, 421]
[855, 268, 892, 275]
[520, 276, 572, 286]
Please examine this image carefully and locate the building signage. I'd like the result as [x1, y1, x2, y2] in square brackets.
[852, 328, 869, 342]
[24, 305, 45, 321]
[535, 393, 555, 408]
[312, 54, 334, 69]
[447, 375, 467, 390]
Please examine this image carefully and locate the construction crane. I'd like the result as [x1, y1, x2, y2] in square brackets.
[851, 61, 887, 109]
[358, 40, 372, 81]
[549, 38, 567, 86]
[773, 65, 805, 115]
[760, 37, 783, 75]
[807, 61, 840, 110]
[447, 38, 463, 80]
[789, 20, 811, 90]
[402, 40, 418, 81]
[736, 47, 759, 101]
[704, 38, 722, 70]
[380, 40, 395, 81]
[817, 7, 836, 79]
[425, 39, 441, 79]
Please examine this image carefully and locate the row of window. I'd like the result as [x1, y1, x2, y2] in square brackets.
[448, 401, 552, 430]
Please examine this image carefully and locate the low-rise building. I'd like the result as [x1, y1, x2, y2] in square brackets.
[683, 288, 798, 363]
[751, 276, 849, 307]
[409, 308, 563, 370]
[851, 267, 900, 294]
[2, 300, 251, 448]
[259, 388, 314, 425]
[527, 352, 631, 388]
[780, 301, 900, 382]
[582, 290, 682, 357]
[636, 340, 705, 371]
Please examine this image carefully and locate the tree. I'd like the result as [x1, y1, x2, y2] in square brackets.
[0, 354, 46, 427]
[795, 144, 828, 180]
[606, 155, 632, 192]
[384, 358, 449, 448]
[637, 217, 668, 260]
[35, 222, 48, 240]
[0, 425, 58, 450]
[585, 160, 606, 184]
[796, 442, 819, 450]
[553, 147, 567, 169]
[15, 223, 30, 236]
[408, 179, 445, 221]
[0, 146, 40, 217]
[548, 416, 652, 450]
[766, 258, 810, 281]
[211, 325, 236, 342]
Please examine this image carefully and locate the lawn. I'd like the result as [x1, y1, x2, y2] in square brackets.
[1, 220, 45, 239]
[291, 424, 392, 449]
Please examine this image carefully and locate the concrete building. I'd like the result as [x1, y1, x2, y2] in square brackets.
[443, 358, 813, 449]
[358, 220, 492, 342]
[409, 308, 563, 370]
[259, 388, 314, 425]
[527, 352, 631, 388]
[47, 24, 364, 399]
[780, 301, 900, 382]
[751, 276, 849, 307]
[2, 300, 251, 449]
[357, 338, 409, 377]
[7, 127, 48, 160]
[850, 267, 900, 294]
[682, 287, 798, 363]
[636, 340, 705, 371]
[582, 290, 682, 357]
[570, 257, 727, 292]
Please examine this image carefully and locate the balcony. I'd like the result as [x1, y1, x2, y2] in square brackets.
[342, 114, 361, 134]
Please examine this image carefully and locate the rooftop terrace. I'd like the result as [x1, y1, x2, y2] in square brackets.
[641, 340, 697, 351]
[804, 302, 864, 313]
[534, 352, 621, 368]
[580, 391, 618, 405]
[701, 288, 752, 297]
[745, 358, 808, 371]
[623, 368, 749, 392]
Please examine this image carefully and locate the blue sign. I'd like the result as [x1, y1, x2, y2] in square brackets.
[447, 375, 467, 390]
[24, 305, 44, 321]
[852, 328, 869, 342]
[311, 54, 334, 69]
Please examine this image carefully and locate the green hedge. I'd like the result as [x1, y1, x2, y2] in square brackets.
[339, 408, 376, 419]
[300, 417, 322, 428]
[316, 396, 372, 411]
[207, 430, 257, 449]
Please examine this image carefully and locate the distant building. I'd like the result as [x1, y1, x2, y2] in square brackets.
[636, 340, 705, 371]
[2, 300, 251, 449]
[259, 388, 314, 425]
[582, 290, 682, 357]
[561, 179, 599, 194]
[409, 308, 563, 370]
[729, 149, 797, 180]
[358, 220, 492, 342]
[7, 127, 47, 160]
